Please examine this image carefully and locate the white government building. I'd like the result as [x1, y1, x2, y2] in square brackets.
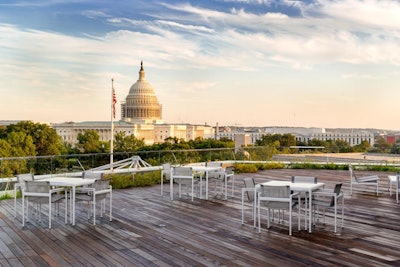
[52, 62, 214, 145]
[216, 126, 375, 148]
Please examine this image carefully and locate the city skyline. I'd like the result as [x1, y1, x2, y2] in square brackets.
[1, 1, 400, 130]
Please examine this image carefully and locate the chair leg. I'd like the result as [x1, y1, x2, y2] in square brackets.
[257, 198, 261, 232]
[241, 190, 244, 225]
[350, 181, 353, 195]
[109, 191, 113, 221]
[376, 183, 379, 196]
[22, 195, 25, 226]
[14, 187, 18, 218]
[231, 176, 235, 198]
[93, 195, 96, 225]
[289, 205, 292, 236]
[48, 198, 52, 229]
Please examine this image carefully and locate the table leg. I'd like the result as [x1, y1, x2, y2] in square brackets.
[206, 171, 209, 200]
[308, 189, 312, 233]
[199, 173, 203, 199]
[253, 187, 257, 228]
[170, 176, 173, 200]
[72, 186, 76, 225]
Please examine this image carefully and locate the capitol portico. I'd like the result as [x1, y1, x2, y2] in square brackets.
[53, 62, 214, 145]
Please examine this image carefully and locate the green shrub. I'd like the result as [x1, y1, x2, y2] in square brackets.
[105, 170, 161, 189]
[255, 162, 285, 170]
[234, 163, 259, 173]
[0, 192, 13, 200]
[289, 163, 348, 170]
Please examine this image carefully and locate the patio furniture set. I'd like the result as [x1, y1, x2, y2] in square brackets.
[14, 171, 112, 228]
[13, 161, 398, 237]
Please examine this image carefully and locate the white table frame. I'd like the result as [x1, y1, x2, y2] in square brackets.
[41, 177, 96, 225]
[190, 166, 222, 200]
[255, 180, 325, 233]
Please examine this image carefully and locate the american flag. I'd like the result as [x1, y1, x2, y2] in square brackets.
[112, 85, 117, 119]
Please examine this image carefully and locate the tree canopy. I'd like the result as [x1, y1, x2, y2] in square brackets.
[0, 121, 64, 157]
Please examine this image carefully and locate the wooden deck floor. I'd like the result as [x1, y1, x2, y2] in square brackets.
[1, 169, 400, 267]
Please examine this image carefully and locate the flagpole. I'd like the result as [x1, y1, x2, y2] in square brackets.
[110, 78, 115, 172]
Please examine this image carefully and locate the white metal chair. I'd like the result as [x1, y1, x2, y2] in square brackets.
[208, 166, 235, 199]
[349, 164, 379, 196]
[14, 173, 35, 218]
[312, 183, 344, 234]
[388, 173, 400, 203]
[291, 176, 317, 229]
[241, 177, 256, 225]
[22, 180, 67, 229]
[257, 185, 300, 236]
[160, 163, 172, 196]
[170, 166, 199, 201]
[75, 179, 112, 225]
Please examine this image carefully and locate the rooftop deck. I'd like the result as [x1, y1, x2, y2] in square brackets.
[1, 169, 400, 267]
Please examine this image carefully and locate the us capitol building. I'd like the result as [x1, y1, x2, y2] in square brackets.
[52, 62, 214, 145]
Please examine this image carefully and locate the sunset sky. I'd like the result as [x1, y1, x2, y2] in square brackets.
[1, 0, 400, 130]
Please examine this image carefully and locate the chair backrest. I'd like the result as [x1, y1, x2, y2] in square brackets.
[16, 173, 35, 193]
[25, 181, 50, 194]
[205, 162, 222, 168]
[173, 166, 193, 177]
[225, 166, 234, 175]
[94, 180, 111, 201]
[172, 167, 194, 185]
[291, 176, 317, 184]
[83, 171, 103, 180]
[329, 183, 343, 206]
[94, 179, 110, 191]
[260, 185, 290, 198]
[243, 177, 255, 202]
[162, 163, 172, 180]
[259, 185, 291, 209]
[16, 173, 34, 183]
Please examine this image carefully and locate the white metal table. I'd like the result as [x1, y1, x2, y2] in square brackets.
[190, 165, 222, 200]
[41, 177, 96, 225]
[255, 180, 325, 233]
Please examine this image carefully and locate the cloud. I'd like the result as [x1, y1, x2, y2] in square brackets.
[82, 10, 110, 19]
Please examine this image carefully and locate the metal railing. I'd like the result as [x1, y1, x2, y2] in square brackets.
[2, 146, 400, 196]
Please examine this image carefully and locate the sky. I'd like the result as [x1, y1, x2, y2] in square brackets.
[1, 0, 400, 130]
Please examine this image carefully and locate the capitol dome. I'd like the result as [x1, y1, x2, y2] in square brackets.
[121, 61, 163, 123]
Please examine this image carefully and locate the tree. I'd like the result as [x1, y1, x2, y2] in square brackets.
[6, 121, 64, 156]
[6, 131, 36, 157]
[114, 132, 145, 152]
[76, 130, 102, 153]
[390, 142, 400, 154]
[335, 139, 352, 153]
[0, 139, 11, 157]
[353, 140, 371, 152]
[280, 134, 297, 147]
[373, 136, 392, 153]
